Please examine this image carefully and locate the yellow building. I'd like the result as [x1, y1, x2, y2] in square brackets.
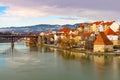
[89, 21, 103, 32]
[77, 23, 89, 32]
[94, 32, 113, 53]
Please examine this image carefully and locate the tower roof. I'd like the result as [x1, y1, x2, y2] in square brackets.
[94, 32, 113, 45]
[104, 27, 117, 35]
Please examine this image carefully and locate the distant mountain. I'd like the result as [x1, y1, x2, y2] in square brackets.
[0, 24, 80, 33]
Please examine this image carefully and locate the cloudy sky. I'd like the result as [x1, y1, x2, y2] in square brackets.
[0, 0, 120, 27]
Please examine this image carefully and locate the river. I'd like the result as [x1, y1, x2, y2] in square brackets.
[0, 43, 120, 80]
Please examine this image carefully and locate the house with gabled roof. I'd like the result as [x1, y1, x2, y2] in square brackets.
[79, 32, 95, 50]
[89, 21, 103, 32]
[77, 23, 89, 32]
[69, 29, 79, 35]
[93, 25, 113, 53]
[104, 27, 117, 35]
[57, 27, 70, 39]
[58, 27, 70, 34]
[94, 32, 113, 52]
[109, 21, 120, 32]
[104, 27, 118, 45]
[103, 21, 114, 31]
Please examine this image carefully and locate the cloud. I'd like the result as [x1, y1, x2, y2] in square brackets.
[60, 17, 80, 20]
[0, 16, 21, 22]
[4, 7, 49, 18]
[1, 0, 120, 10]
[76, 9, 120, 21]
[0, 0, 120, 27]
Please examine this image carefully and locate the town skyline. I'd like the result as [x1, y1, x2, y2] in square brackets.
[0, 0, 120, 27]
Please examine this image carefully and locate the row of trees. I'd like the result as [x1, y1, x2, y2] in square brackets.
[60, 37, 75, 49]
[40, 34, 94, 50]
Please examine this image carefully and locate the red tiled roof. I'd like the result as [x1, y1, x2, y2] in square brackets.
[78, 23, 88, 28]
[59, 27, 70, 33]
[82, 32, 92, 36]
[104, 27, 117, 35]
[94, 32, 113, 45]
[103, 21, 114, 26]
[89, 21, 103, 26]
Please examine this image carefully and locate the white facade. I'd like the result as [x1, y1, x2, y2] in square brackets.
[99, 24, 104, 32]
[107, 35, 118, 40]
[110, 22, 119, 32]
[39, 32, 45, 36]
[60, 34, 64, 39]
[54, 34, 58, 41]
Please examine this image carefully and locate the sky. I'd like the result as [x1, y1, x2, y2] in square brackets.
[0, 0, 120, 27]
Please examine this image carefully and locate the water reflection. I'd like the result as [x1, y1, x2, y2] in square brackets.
[1, 45, 120, 70]
[0, 43, 120, 80]
[48, 47, 120, 65]
[48, 48, 120, 80]
[94, 55, 113, 68]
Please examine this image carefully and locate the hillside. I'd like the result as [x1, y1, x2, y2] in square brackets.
[0, 24, 80, 33]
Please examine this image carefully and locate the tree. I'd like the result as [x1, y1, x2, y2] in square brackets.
[60, 36, 75, 49]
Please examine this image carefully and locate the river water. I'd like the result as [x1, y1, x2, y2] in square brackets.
[0, 43, 120, 80]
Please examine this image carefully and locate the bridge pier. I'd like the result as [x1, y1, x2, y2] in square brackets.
[11, 38, 14, 48]
[0, 34, 38, 48]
